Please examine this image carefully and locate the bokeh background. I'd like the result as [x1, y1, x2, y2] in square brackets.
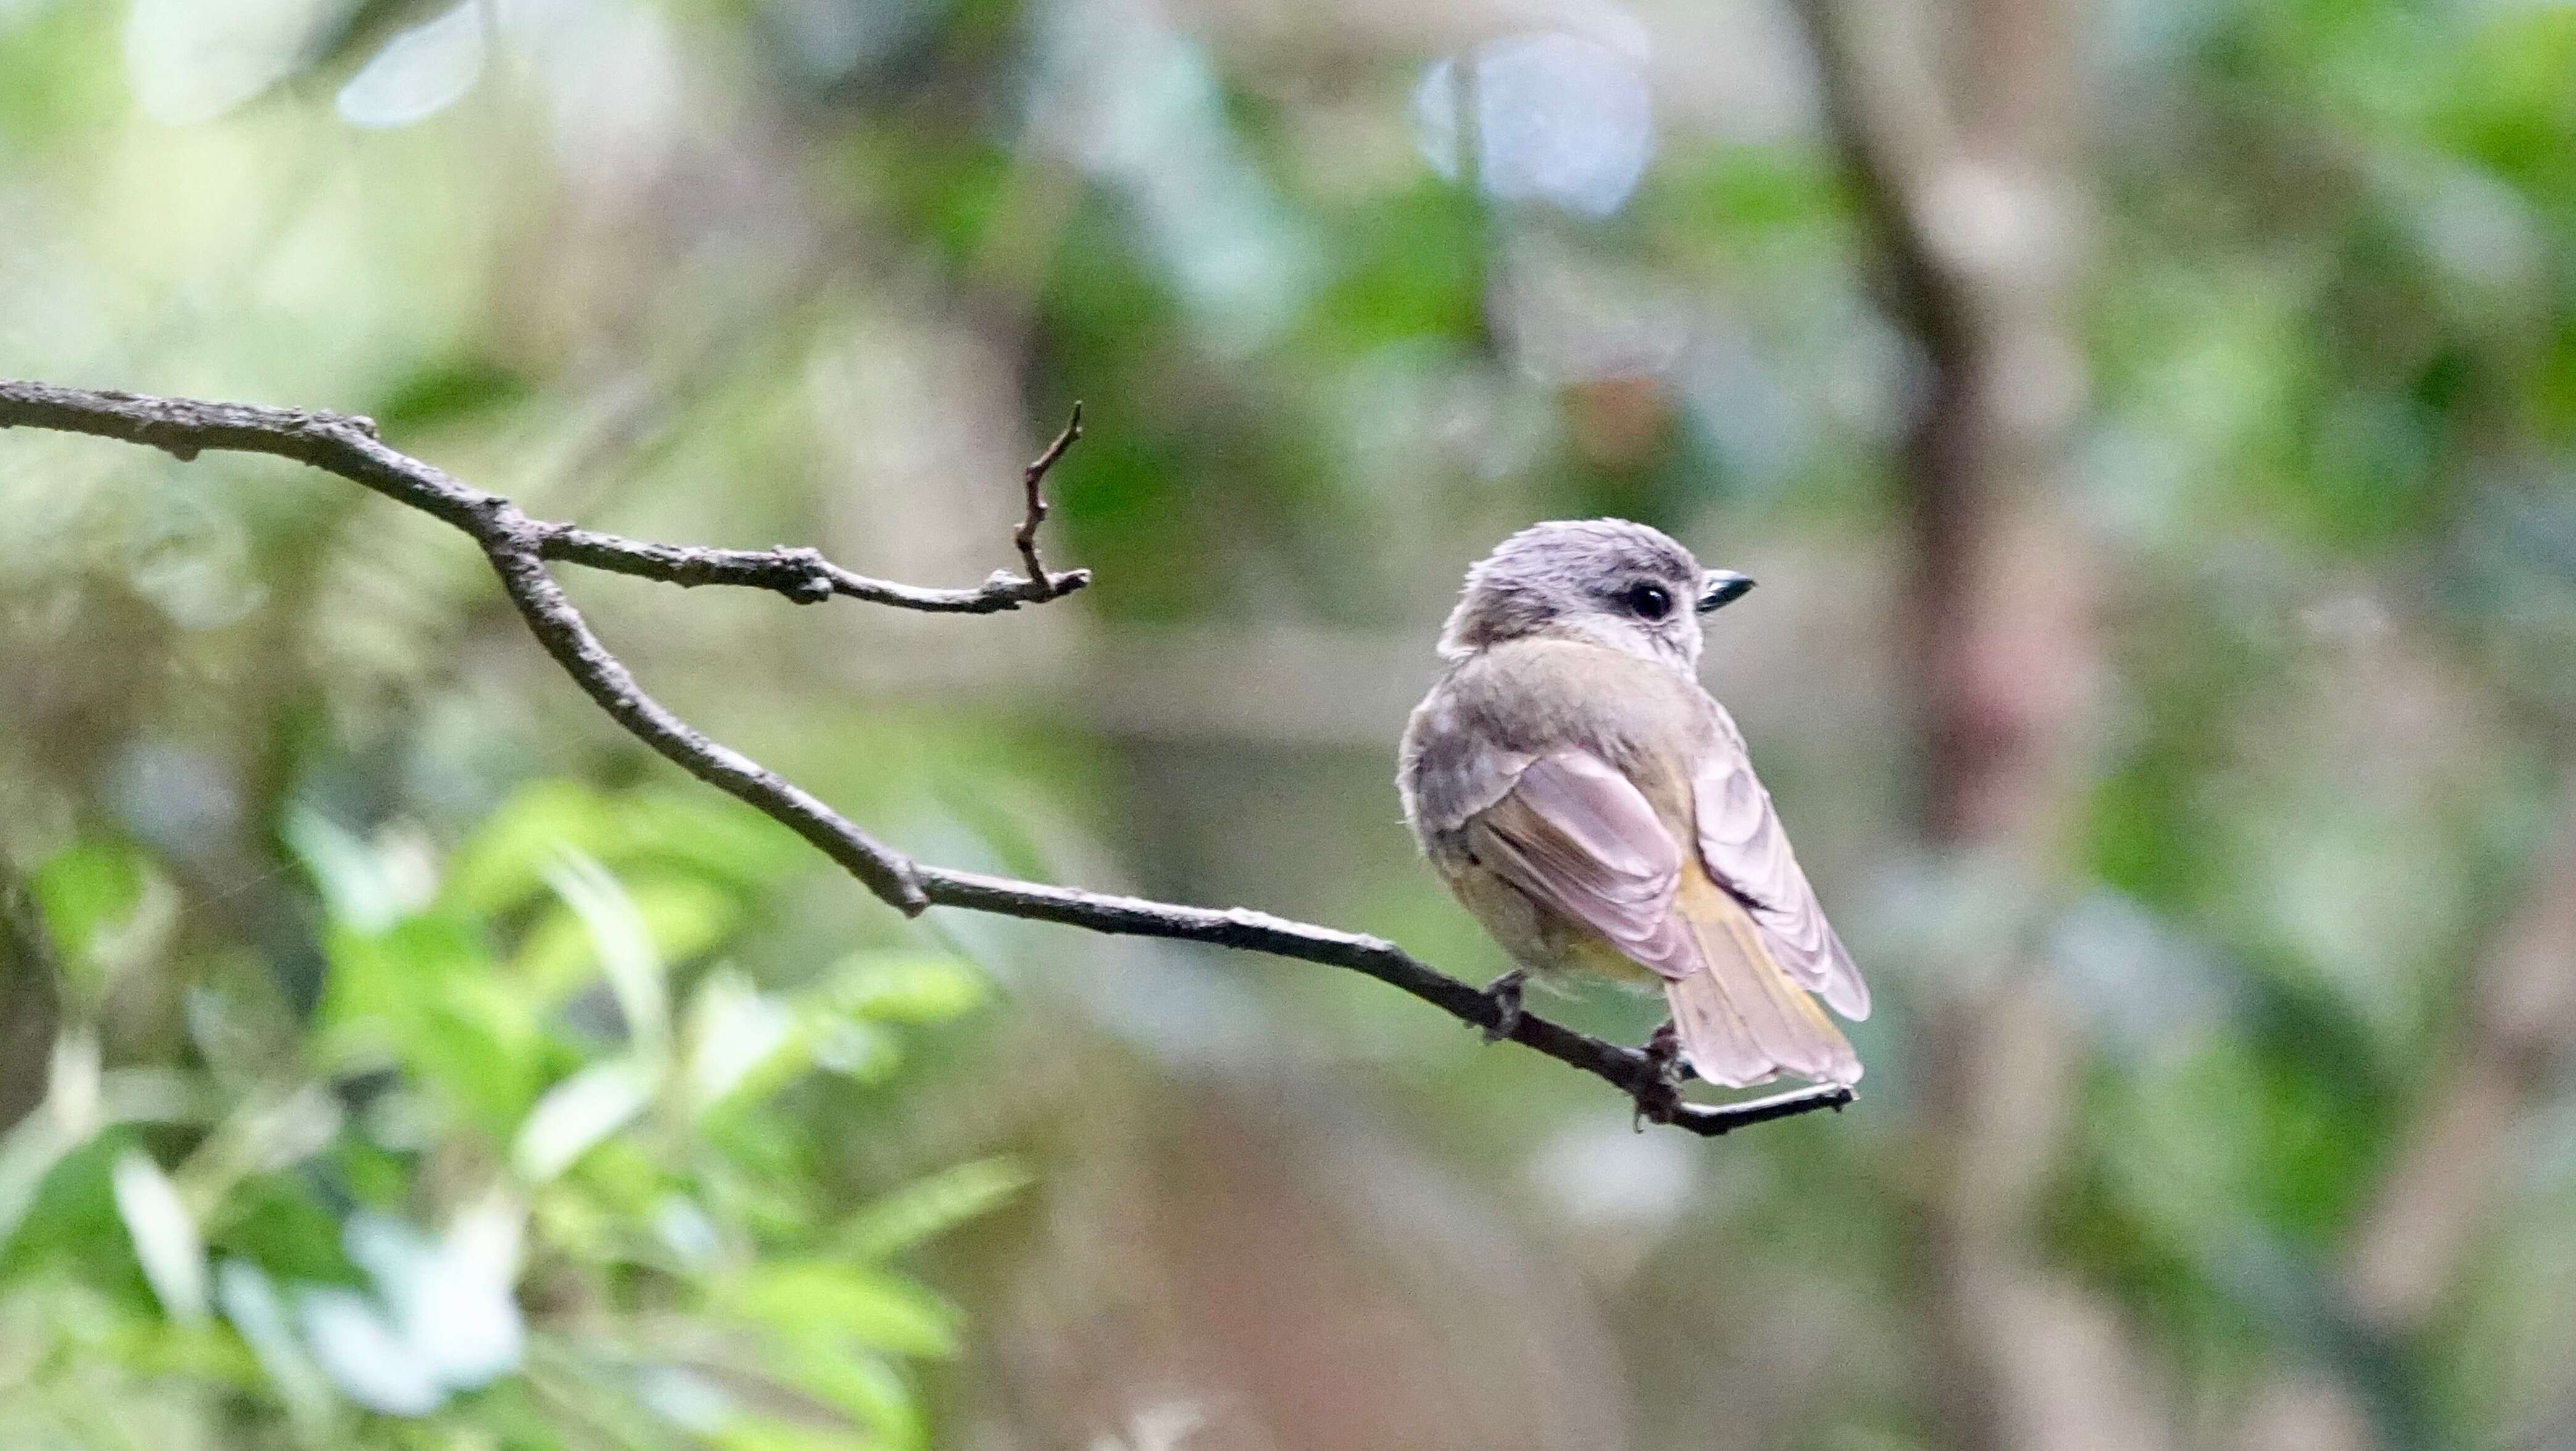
[6, 0, 2576, 1447]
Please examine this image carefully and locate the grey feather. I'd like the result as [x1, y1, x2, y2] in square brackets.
[1467, 752, 1695, 980]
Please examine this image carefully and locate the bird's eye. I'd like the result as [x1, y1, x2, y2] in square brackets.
[1622, 582, 1673, 620]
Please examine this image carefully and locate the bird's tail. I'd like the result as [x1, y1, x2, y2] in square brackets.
[1664, 874, 1860, 1089]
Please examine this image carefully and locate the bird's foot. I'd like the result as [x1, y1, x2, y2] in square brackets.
[1632, 1020, 1686, 1131]
[1478, 969, 1527, 1043]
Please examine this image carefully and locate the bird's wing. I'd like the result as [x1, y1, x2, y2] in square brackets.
[1469, 746, 1859, 1087]
[1663, 871, 1861, 1086]
[1690, 711, 1870, 1020]
[1464, 750, 1695, 979]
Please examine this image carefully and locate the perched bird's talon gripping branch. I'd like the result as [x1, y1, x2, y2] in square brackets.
[0, 377, 1853, 1137]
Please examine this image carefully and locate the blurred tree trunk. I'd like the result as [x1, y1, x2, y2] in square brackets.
[1794, 3, 2170, 1450]
[0, 873, 58, 1129]
[2347, 787, 2576, 1331]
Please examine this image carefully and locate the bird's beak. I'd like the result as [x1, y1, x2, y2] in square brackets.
[1698, 569, 1755, 613]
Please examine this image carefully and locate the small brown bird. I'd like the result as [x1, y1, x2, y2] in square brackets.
[1398, 520, 1867, 1090]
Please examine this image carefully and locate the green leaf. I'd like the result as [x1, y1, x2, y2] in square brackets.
[709, 1420, 873, 1451]
[815, 953, 986, 1024]
[713, 1261, 961, 1358]
[441, 780, 622, 918]
[767, 1347, 925, 1451]
[835, 1158, 1030, 1263]
[109, 1150, 207, 1324]
[28, 839, 167, 995]
[315, 911, 492, 1042]
[315, 913, 549, 1128]
[512, 1058, 658, 1185]
[682, 971, 801, 1118]
[370, 354, 533, 435]
[804, 1017, 901, 1084]
[611, 793, 807, 892]
[517, 869, 739, 1040]
[412, 977, 554, 1130]
[443, 783, 806, 921]
[280, 808, 423, 935]
[541, 852, 672, 1060]
[0, 1108, 76, 1257]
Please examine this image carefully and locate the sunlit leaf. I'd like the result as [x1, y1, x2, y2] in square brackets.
[835, 1158, 1030, 1263]
[512, 1056, 657, 1185]
[533, 855, 724, 1056]
[444, 784, 801, 922]
[713, 1261, 961, 1358]
[683, 971, 800, 1116]
[543, 850, 669, 1056]
[212, 1260, 337, 1429]
[0, 1111, 71, 1258]
[613, 793, 809, 890]
[283, 808, 429, 937]
[0, 1058, 226, 1255]
[336, 0, 485, 129]
[122, 0, 333, 125]
[88, 1316, 268, 1386]
[109, 1150, 208, 1324]
[315, 913, 551, 1129]
[29, 838, 172, 1000]
[315, 911, 493, 1043]
[651, 1194, 725, 1270]
[98, 1066, 214, 1128]
[177, 1084, 343, 1207]
[347, 1195, 525, 1389]
[710, 1418, 873, 1451]
[295, 1283, 447, 1416]
[806, 1017, 901, 1084]
[636, 1363, 735, 1432]
[769, 1346, 926, 1451]
[28, 840, 143, 957]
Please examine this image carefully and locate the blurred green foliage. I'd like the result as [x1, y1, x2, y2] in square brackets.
[0, 782, 1014, 1449]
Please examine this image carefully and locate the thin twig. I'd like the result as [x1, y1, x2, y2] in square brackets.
[1015, 402, 1082, 601]
[536, 524, 1089, 613]
[0, 376, 1851, 1138]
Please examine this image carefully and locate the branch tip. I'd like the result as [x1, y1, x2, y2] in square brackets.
[1014, 403, 1084, 600]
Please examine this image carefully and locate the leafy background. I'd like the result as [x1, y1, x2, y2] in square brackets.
[5, 0, 2576, 1448]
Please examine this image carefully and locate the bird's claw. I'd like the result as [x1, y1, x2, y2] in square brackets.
[1632, 1021, 1686, 1131]
[1478, 970, 1527, 1043]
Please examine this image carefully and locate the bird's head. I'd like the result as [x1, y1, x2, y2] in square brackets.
[1435, 518, 1753, 671]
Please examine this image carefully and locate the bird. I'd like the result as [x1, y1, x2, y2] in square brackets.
[1398, 519, 1867, 1097]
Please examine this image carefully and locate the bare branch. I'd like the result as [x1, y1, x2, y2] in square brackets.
[0, 378, 1085, 613]
[0, 376, 1851, 1139]
[1014, 402, 1082, 601]
[536, 525, 1090, 613]
[914, 866, 1854, 1136]
[479, 534, 929, 909]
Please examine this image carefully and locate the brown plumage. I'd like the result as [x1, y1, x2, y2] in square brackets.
[1399, 521, 1865, 1089]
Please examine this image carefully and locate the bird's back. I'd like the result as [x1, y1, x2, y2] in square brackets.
[1401, 635, 1710, 841]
